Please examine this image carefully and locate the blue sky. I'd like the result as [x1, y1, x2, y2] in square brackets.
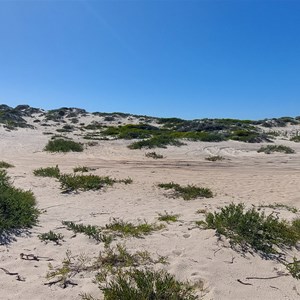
[0, 0, 299, 120]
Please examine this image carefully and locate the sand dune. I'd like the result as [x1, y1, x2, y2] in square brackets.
[1, 111, 300, 300]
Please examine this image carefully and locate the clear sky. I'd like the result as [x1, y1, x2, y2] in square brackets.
[0, 0, 299, 120]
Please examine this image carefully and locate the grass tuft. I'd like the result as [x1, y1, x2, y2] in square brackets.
[59, 174, 115, 192]
[38, 230, 64, 245]
[100, 268, 199, 300]
[158, 182, 213, 200]
[33, 165, 60, 178]
[145, 152, 164, 159]
[158, 211, 180, 223]
[104, 219, 165, 238]
[0, 161, 14, 168]
[205, 156, 224, 161]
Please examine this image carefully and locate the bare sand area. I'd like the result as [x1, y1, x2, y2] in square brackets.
[1, 123, 300, 300]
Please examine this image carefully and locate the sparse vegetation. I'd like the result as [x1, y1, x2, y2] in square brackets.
[100, 269, 199, 300]
[258, 203, 298, 213]
[59, 174, 115, 192]
[200, 203, 300, 255]
[117, 177, 133, 185]
[73, 166, 89, 173]
[33, 165, 60, 178]
[0, 161, 14, 168]
[62, 221, 113, 245]
[0, 169, 39, 235]
[205, 156, 224, 161]
[286, 257, 300, 279]
[290, 135, 300, 142]
[158, 182, 213, 200]
[38, 230, 64, 245]
[129, 135, 185, 149]
[158, 211, 180, 223]
[44, 138, 83, 152]
[257, 144, 295, 154]
[145, 151, 164, 159]
[104, 219, 165, 238]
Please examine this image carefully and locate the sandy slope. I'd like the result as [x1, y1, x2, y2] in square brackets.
[1, 124, 300, 300]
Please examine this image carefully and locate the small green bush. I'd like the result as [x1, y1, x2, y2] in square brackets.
[38, 230, 64, 244]
[100, 269, 198, 300]
[158, 182, 213, 200]
[0, 170, 39, 235]
[33, 165, 60, 178]
[62, 221, 112, 245]
[145, 152, 164, 159]
[158, 211, 180, 223]
[59, 174, 115, 192]
[129, 135, 185, 149]
[73, 166, 89, 173]
[0, 161, 14, 168]
[290, 136, 300, 142]
[257, 145, 295, 154]
[286, 257, 300, 279]
[205, 156, 224, 161]
[44, 138, 83, 153]
[104, 219, 165, 238]
[202, 203, 300, 255]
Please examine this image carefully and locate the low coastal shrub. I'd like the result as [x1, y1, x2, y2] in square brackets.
[38, 230, 64, 245]
[145, 151, 164, 159]
[100, 269, 198, 300]
[33, 165, 60, 178]
[201, 203, 300, 255]
[290, 135, 300, 142]
[0, 161, 14, 168]
[59, 174, 115, 192]
[205, 156, 224, 161]
[158, 182, 213, 200]
[104, 219, 165, 238]
[129, 135, 185, 149]
[44, 138, 83, 152]
[158, 211, 180, 223]
[257, 144, 295, 154]
[62, 221, 112, 245]
[73, 166, 89, 173]
[0, 170, 39, 235]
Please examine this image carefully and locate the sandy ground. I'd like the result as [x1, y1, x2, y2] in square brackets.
[1, 123, 300, 300]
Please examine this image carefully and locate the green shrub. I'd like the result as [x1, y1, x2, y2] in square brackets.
[145, 152, 164, 159]
[73, 166, 89, 173]
[117, 177, 133, 184]
[290, 135, 300, 142]
[38, 230, 64, 244]
[33, 165, 60, 178]
[62, 221, 112, 245]
[0, 170, 39, 235]
[104, 219, 165, 238]
[158, 211, 180, 223]
[257, 145, 295, 154]
[129, 135, 185, 149]
[205, 156, 224, 161]
[59, 174, 115, 192]
[44, 138, 83, 152]
[202, 203, 300, 255]
[286, 257, 300, 279]
[158, 182, 213, 200]
[0, 161, 14, 168]
[100, 269, 198, 300]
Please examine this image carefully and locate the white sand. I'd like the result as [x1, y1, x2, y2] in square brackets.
[1, 118, 300, 300]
